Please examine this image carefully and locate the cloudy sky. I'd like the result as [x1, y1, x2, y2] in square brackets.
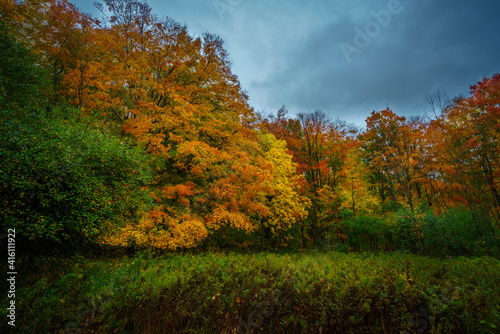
[73, 0, 500, 127]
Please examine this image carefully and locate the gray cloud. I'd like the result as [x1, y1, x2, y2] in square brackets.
[74, 0, 500, 126]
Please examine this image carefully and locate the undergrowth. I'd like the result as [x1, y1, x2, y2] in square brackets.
[1, 251, 499, 333]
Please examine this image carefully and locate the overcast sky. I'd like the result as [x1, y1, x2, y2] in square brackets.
[73, 0, 500, 127]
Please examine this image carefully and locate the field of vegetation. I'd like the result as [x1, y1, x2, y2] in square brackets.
[1, 251, 498, 333]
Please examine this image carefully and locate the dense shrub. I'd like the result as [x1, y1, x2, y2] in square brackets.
[0, 107, 153, 245]
[338, 211, 390, 251]
[422, 208, 497, 256]
[382, 207, 498, 257]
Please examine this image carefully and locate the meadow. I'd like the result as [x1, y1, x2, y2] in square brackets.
[2, 251, 498, 333]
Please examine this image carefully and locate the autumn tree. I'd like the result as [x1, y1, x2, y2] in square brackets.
[78, 0, 280, 250]
[468, 74, 500, 221]
[261, 108, 361, 246]
[257, 133, 309, 249]
[425, 76, 500, 249]
[338, 146, 380, 216]
[0, 0, 51, 43]
[360, 108, 428, 253]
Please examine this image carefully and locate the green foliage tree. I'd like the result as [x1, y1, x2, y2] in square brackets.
[0, 22, 47, 112]
[0, 23, 153, 248]
[1, 106, 154, 245]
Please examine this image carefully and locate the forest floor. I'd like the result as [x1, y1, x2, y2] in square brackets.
[2, 251, 499, 333]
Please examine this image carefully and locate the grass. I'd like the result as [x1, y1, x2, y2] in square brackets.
[2, 251, 499, 333]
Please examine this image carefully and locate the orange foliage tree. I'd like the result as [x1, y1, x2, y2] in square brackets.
[83, 0, 303, 249]
[425, 75, 500, 245]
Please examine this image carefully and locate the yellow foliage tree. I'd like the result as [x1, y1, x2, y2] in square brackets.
[101, 205, 208, 250]
[338, 149, 380, 215]
[258, 133, 310, 247]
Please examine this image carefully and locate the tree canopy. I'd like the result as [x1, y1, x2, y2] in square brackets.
[1, 0, 498, 255]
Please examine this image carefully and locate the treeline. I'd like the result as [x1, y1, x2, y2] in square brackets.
[1, 0, 498, 256]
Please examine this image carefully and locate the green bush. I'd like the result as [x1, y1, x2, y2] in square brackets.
[422, 208, 496, 256]
[340, 211, 389, 251]
[390, 211, 421, 252]
[0, 107, 153, 244]
[383, 207, 498, 257]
